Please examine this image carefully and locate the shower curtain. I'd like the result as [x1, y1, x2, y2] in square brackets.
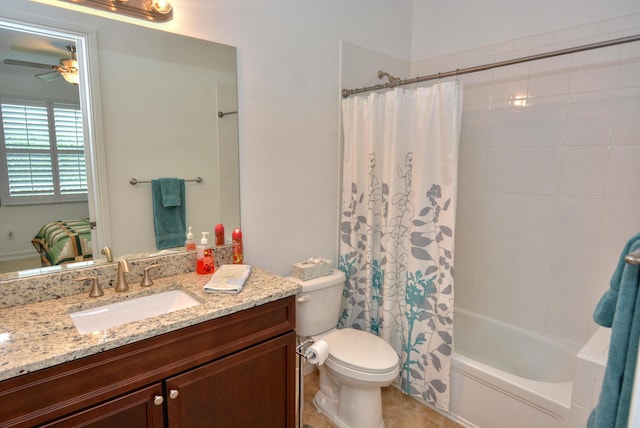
[338, 82, 462, 411]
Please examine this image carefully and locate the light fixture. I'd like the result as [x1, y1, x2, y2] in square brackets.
[58, 0, 174, 23]
[60, 69, 80, 85]
[150, 0, 173, 15]
[60, 46, 79, 85]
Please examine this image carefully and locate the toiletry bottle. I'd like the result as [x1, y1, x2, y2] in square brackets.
[215, 223, 225, 246]
[185, 227, 196, 250]
[196, 232, 215, 274]
[232, 228, 243, 264]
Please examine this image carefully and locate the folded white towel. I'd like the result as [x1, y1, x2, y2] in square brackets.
[203, 264, 252, 294]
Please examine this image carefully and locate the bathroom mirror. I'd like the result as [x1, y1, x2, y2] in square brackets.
[0, 3, 239, 279]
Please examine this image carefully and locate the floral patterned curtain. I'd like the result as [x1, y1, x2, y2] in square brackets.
[338, 82, 462, 411]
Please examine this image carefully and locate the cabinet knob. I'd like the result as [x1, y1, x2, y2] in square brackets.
[153, 395, 164, 406]
[169, 389, 179, 399]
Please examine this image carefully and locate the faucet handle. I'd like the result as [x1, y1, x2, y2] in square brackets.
[141, 264, 164, 287]
[75, 276, 103, 298]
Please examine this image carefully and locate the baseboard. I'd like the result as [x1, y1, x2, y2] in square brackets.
[0, 250, 37, 262]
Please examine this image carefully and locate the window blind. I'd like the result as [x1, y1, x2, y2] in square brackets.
[0, 100, 87, 205]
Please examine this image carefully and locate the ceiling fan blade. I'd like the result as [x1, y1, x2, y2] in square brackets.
[10, 44, 68, 59]
[3, 58, 57, 70]
[36, 71, 62, 82]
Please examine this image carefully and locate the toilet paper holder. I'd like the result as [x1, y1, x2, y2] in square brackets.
[296, 339, 317, 428]
[295, 339, 315, 359]
[296, 338, 329, 366]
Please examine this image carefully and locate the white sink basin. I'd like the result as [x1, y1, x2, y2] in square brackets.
[70, 289, 201, 334]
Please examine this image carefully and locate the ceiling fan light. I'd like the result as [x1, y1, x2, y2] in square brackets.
[61, 71, 79, 85]
[61, 59, 78, 69]
[150, 0, 172, 15]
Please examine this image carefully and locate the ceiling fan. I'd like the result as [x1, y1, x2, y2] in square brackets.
[3, 45, 79, 85]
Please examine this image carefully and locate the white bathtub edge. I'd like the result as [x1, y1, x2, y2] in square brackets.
[453, 353, 573, 409]
[450, 353, 572, 428]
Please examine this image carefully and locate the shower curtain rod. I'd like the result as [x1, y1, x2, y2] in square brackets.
[341, 33, 640, 98]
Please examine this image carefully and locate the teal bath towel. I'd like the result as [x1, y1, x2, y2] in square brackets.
[588, 232, 640, 428]
[151, 178, 185, 250]
[159, 177, 182, 207]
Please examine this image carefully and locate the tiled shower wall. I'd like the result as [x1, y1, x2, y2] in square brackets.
[411, 14, 640, 347]
[341, 13, 640, 348]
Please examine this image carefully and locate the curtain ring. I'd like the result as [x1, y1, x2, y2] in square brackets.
[437, 72, 441, 83]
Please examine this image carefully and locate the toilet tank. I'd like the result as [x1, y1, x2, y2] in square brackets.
[287, 270, 346, 337]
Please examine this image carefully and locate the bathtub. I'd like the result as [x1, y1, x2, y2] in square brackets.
[449, 308, 580, 428]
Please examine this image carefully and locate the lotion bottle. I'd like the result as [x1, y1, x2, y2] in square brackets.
[196, 232, 215, 274]
[185, 227, 196, 250]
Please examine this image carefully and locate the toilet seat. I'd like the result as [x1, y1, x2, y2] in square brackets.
[322, 328, 398, 374]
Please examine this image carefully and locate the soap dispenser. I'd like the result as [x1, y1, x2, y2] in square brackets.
[185, 227, 196, 251]
[196, 232, 215, 274]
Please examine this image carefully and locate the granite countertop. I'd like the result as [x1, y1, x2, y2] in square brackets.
[0, 267, 300, 382]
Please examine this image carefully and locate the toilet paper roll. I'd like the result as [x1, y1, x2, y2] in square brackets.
[304, 340, 329, 366]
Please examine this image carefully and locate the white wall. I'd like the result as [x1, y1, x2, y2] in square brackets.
[417, 15, 640, 348]
[14, 0, 637, 283]
[411, 0, 640, 58]
[165, 0, 415, 275]
[170, 0, 640, 278]
[95, 23, 237, 255]
[7, 0, 640, 421]
[340, 5, 640, 350]
[11, 0, 413, 275]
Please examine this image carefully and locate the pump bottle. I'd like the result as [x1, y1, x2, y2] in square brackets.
[185, 227, 196, 251]
[196, 232, 215, 274]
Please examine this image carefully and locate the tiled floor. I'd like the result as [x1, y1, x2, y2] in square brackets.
[301, 371, 463, 428]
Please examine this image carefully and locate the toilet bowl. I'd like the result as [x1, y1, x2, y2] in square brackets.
[313, 328, 399, 428]
[289, 271, 399, 428]
[320, 328, 398, 386]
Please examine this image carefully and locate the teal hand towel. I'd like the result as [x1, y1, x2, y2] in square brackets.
[588, 232, 640, 428]
[151, 179, 186, 250]
[158, 178, 182, 207]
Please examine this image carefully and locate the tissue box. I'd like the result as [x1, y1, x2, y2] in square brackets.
[292, 258, 333, 281]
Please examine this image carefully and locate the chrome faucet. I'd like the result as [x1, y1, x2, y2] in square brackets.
[101, 246, 113, 262]
[115, 258, 130, 292]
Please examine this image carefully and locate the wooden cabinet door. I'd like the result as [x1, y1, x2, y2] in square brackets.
[40, 383, 165, 428]
[166, 332, 296, 428]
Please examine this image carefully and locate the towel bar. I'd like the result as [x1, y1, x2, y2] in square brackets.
[129, 177, 203, 185]
[625, 248, 640, 265]
[217, 110, 237, 118]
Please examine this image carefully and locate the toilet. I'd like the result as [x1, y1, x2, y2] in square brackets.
[289, 270, 399, 428]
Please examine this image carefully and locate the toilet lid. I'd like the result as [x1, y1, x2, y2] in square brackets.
[323, 328, 398, 374]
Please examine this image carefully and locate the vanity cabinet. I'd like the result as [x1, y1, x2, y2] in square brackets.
[165, 333, 292, 426]
[0, 296, 296, 428]
[40, 383, 166, 427]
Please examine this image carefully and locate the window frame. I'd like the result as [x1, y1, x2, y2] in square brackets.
[0, 96, 88, 206]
